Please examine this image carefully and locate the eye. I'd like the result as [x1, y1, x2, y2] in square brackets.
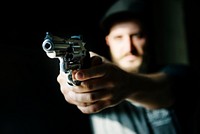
[113, 35, 123, 41]
[131, 32, 144, 39]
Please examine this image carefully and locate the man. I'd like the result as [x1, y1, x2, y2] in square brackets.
[57, 0, 189, 133]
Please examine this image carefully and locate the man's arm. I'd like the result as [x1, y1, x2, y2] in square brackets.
[57, 54, 190, 114]
[126, 64, 190, 109]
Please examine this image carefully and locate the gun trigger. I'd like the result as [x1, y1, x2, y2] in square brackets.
[73, 80, 81, 86]
[67, 73, 81, 86]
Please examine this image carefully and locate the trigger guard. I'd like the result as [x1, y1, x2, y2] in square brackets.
[67, 73, 81, 86]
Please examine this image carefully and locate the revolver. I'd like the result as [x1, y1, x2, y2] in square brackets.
[42, 32, 90, 86]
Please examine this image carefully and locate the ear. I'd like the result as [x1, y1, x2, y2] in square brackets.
[105, 35, 110, 46]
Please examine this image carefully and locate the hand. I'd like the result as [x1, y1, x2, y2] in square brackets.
[57, 54, 132, 114]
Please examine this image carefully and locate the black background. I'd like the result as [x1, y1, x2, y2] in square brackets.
[0, 0, 200, 134]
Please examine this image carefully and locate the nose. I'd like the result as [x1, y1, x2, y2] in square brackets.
[124, 36, 135, 52]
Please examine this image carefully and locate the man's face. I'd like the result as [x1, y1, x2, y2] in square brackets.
[105, 20, 147, 73]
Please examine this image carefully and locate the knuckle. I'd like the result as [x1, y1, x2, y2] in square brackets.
[57, 75, 61, 83]
[60, 86, 67, 94]
[90, 106, 100, 113]
[83, 82, 93, 91]
[87, 93, 95, 102]
[64, 94, 73, 104]
[78, 104, 100, 114]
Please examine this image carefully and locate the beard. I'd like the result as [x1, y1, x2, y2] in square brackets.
[112, 56, 142, 73]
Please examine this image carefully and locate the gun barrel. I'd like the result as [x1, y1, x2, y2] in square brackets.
[42, 38, 54, 52]
[43, 39, 70, 51]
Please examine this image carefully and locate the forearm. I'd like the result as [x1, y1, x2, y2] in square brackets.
[126, 72, 174, 109]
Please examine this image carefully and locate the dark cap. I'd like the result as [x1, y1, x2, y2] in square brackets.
[100, 0, 148, 34]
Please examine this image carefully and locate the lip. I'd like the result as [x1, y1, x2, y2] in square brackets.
[123, 55, 137, 61]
